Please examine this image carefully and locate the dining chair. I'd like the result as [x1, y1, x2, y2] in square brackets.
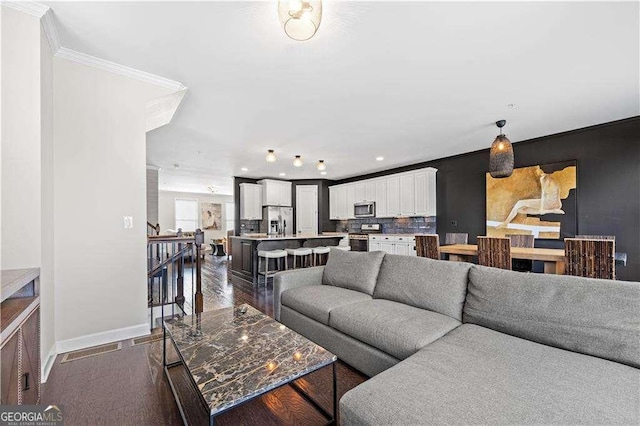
[415, 234, 440, 260]
[506, 234, 534, 272]
[565, 238, 615, 280]
[445, 232, 469, 245]
[477, 236, 511, 270]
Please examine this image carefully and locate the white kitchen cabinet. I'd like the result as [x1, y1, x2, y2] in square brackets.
[365, 181, 376, 202]
[327, 168, 436, 220]
[354, 183, 366, 203]
[399, 173, 415, 216]
[369, 235, 416, 256]
[346, 184, 356, 219]
[330, 185, 349, 220]
[414, 169, 437, 216]
[375, 179, 388, 217]
[239, 183, 262, 220]
[329, 186, 338, 220]
[386, 176, 401, 217]
[258, 179, 292, 206]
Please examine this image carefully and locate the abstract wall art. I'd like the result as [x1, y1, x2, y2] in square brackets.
[486, 161, 577, 239]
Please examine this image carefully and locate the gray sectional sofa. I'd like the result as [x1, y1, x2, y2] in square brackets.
[273, 249, 640, 425]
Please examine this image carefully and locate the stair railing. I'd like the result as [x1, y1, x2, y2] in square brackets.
[147, 229, 204, 330]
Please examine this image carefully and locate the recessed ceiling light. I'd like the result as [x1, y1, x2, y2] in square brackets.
[320, 171, 327, 176]
[241, 167, 248, 172]
[376, 156, 384, 161]
[279, 172, 286, 176]
[508, 103, 516, 108]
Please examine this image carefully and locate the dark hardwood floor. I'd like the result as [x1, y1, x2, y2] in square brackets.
[42, 255, 367, 425]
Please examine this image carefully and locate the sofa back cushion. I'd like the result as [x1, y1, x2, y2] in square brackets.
[322, 249, 385, 295]
[465, 265, 640, 368]
[374, 255, 472, 320]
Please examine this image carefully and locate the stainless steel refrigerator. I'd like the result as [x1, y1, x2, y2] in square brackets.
[260, 206, 294, 236]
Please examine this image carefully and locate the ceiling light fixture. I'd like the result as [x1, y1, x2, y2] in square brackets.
[293, 155, 303, 167]
[266, 149, 276, 162]
[316, 160, 326, 171]
[279, 172, 287, 177]
[489, 120, 514, 178]
[278, 0, 322, 41]
[241, 167, 248, 172]
[320, 171, 327, 176]
[376, 156, 384, 161]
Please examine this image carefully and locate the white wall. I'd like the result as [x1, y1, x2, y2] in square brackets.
[40, 21, 55, 376]
[1, 7, 42, 269]
[53, 58, 176, 347]
[158, 190, 233, 242]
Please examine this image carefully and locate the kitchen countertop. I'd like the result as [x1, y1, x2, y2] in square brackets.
[231, 234, 346, 241]
[368, 234, 416, 238]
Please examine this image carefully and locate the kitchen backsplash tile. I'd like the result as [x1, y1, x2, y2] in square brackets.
[240, 219, 261, 233]
[335, 217, 436, 234]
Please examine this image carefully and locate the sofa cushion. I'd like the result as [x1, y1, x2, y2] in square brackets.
[373, 255, 471, 320]
[329, 299, 460, 360]
[322, 249, 385, 295]
[465, 265, 640, 368]
[340, 324, 640, 425]
[280, 285, 371, 325]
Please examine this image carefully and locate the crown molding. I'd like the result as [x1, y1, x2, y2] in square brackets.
[1, 0, 48, 18]
[41, 8, 61, 53]
[56, 47, 186, 92]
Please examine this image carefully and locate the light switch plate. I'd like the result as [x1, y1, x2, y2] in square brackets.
[123, 216, 133, 229]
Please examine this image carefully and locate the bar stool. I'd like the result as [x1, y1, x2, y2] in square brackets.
[286, 247, 313, 269]
[312, 246, 331, 266]
[257, 249, 287, 286]
[333, 245, 351, 251]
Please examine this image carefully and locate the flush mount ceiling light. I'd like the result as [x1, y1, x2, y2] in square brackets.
[278, 0, 322, 41]
[293, 155, 303, 167]
[266, 149, 276, 162]
[489, 120, 514, 178]
[316, 160, 326, 171]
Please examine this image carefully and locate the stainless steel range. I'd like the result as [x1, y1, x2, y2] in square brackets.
[348, 223, 381, 251]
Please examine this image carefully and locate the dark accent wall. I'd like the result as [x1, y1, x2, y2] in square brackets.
[334, 117, 640, 281]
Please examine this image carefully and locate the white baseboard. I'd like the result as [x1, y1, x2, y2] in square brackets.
[41, 345, 57, 383]
[55, 323, 150, 355]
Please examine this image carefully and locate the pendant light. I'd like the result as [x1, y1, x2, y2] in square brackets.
[266, 149, 276, 163]
[316, 160, 326, 171]
[293, 155, 303, 167]
[278, 1, 322, 41]
[489, 120, 514, 178]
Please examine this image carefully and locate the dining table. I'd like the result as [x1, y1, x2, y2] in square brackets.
[440, 244, 566, 274]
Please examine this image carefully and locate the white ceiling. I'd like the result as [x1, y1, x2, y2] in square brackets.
[45, 1, 639, 195]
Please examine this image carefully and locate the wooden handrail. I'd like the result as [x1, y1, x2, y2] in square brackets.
[147, 222, 160, 236]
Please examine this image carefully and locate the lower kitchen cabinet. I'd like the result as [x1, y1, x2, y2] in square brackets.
[369, 235, 416, 256]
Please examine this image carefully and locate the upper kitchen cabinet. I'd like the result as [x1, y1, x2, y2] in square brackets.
[258, 179, 292, 206]
[414, 169, 437, 216]
[329, 167, 437, 219]
[239, 183, 263, 220]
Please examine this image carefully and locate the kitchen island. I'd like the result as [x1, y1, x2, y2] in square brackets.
[230, 234, 346, 285]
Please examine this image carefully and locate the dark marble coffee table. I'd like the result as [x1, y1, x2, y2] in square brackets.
[163, 304, 337, 425]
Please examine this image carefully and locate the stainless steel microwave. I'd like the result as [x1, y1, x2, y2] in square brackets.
[354, 202, 376, 218]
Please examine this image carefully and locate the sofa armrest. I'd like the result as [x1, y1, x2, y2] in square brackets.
[273, 266, 325, 321]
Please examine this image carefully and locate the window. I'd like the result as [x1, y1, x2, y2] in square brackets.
[175, 199, 198, 232]
[225, 202, 235, 233]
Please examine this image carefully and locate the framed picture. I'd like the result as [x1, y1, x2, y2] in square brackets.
[201, 203, 222, 230]
[486, 160, 577, 240]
